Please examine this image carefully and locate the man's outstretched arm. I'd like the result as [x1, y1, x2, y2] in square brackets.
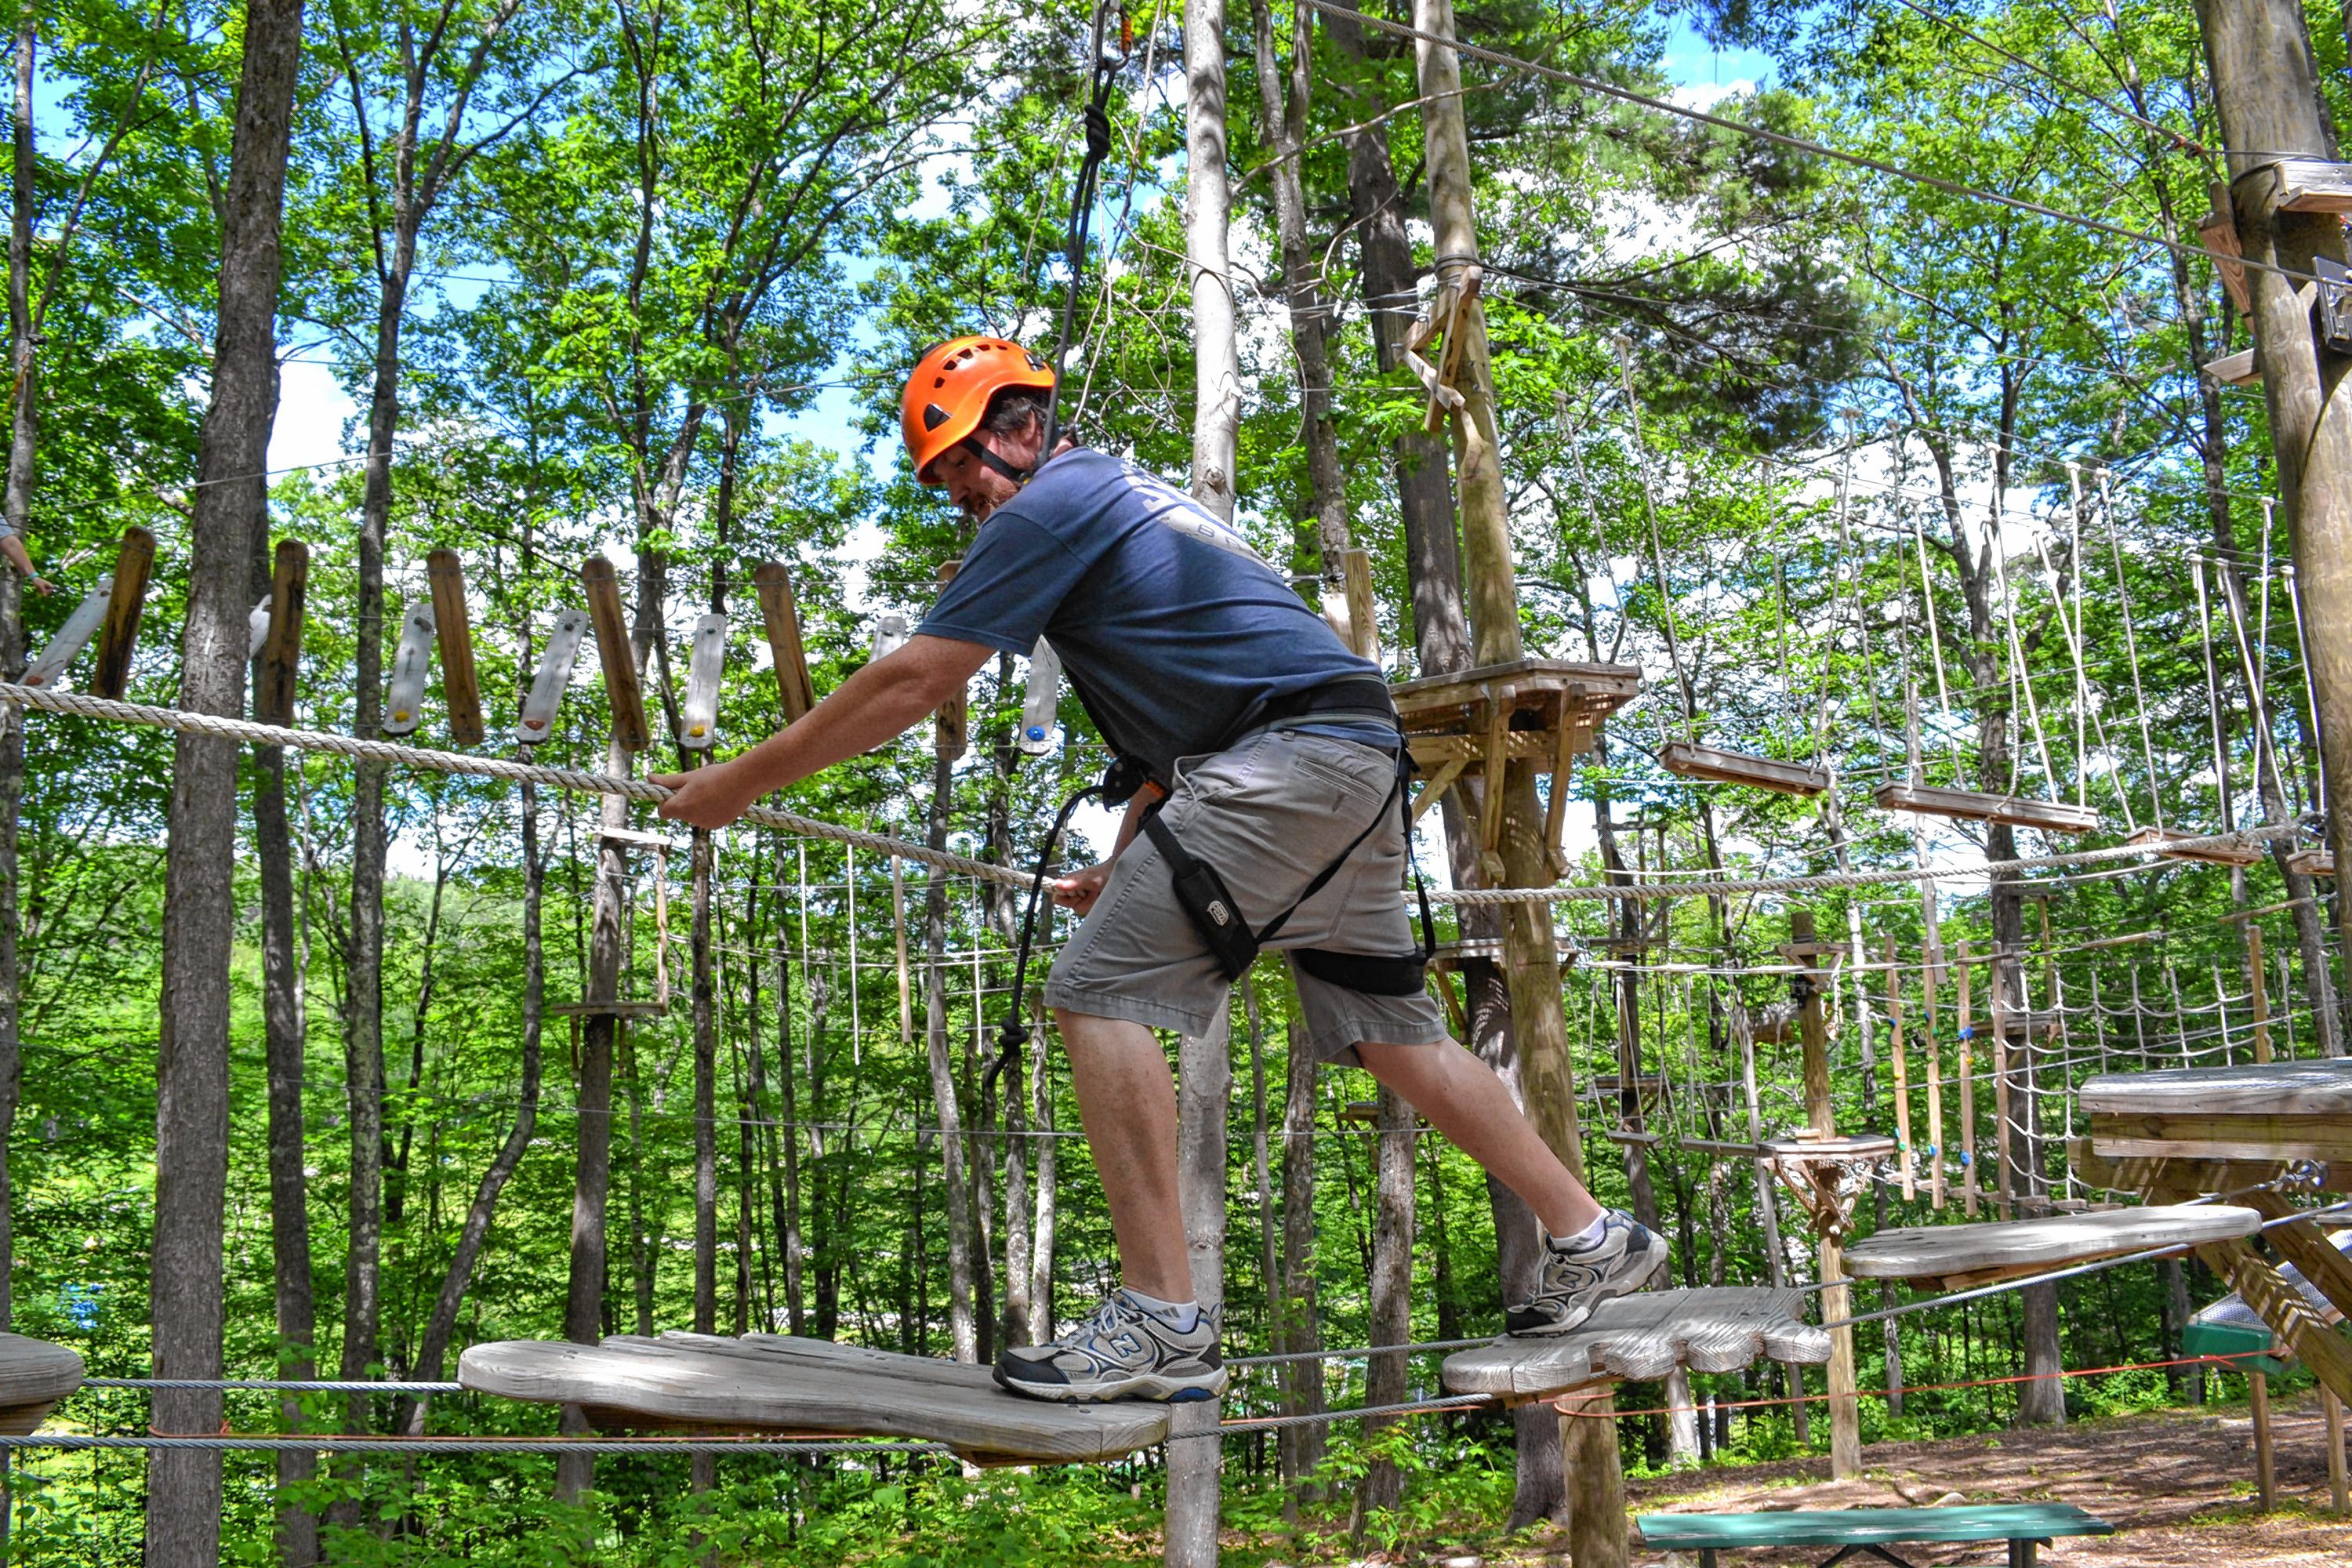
[653, 633, 994, 829]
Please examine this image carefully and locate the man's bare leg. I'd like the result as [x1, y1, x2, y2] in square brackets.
[1054, 1007, 1194, 1300]
[1357, 1038, 1602, 1240]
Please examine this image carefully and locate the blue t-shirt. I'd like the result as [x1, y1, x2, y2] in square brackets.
[918, 448, 1388, 780]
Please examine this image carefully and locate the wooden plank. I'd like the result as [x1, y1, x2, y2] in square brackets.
[1017, 637, 1060, 754]
[677, 612, 726, 750]
[517, 607, 587, 746]
[1842, 1204, 2260, 1287]
[2126, 824, 2266, 867]
[2288, 846, 2336, 877]
[2081, 1058, 2352, 1118]
[1410, 753, 1468, 824]
[750, 561, 817, 723]
[1341, 546, 1377, 662]
[88, 525, 155, 700]
[252, 540, 307, 728]
[425, 548, 485, 744]
[381, 599, 436, 736]
[1439, 1287, 1829, 1401]
[0, 1332, 85, 1437]
[1391, 657, 1641, 731]
[1870, 779, 2100, 834]
[1659, 740, 1830, 797]
[583, 556, 649, 753]
[2202, 347, 2260, 387]
[1636, 1504, 2112, 1552]
[2201, 183, 2252, 317]
[2067, 1138, 2306, 1198]
[458, 1332, 1169, 1465]
[21, 572, 114, 691]
[2271, 156, 2352, 213]
[2092, 1112, 2352, 1166]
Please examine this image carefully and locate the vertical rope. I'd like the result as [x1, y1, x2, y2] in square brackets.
[2286, 560, 2328, 815]
[1989, 492, 2060, 801]
[2192, 561, 2235, 835]
[1907, 505, 1965, 782]
[2100, 471, 2164, 829]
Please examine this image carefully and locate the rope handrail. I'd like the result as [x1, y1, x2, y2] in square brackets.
[0, 682, 2300, 904]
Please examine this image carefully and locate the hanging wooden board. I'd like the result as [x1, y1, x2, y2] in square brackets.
[459, 1331, 1170, 1465]
[2125, 825, 2265, 867]
[583, 557, 650, 753]
[20, 574, 113, 689]
[517, 608, 588, 746]
[426, 548, 485, 745]
[751, 561, 818, 724]
[1659, 741, 1829, 797]
[1439, 1287, 1829, 1402]
[1018, 637, 1061, 755]
[2202, 349, 2259, 387]
[2288, 847, 2336, 878]
[246, 596, 271, 660]
[252, 540, 308, 728]
[677, 612, 726, 750]
[2270, 157, 2352, 213]
[0, 1331, 83, 1436]
[382, 599, 436, 736]
[88, 526, 155, 700]
[1870, 780, 2100, 834]
[1842, 1203, 2262, 1290]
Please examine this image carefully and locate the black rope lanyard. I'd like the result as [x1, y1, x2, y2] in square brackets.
[980, 4, 1131, 1123]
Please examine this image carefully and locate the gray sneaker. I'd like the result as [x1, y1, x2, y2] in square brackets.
[993, 1290, 1229, 1403]
[1505, 1210, 1669, 1336]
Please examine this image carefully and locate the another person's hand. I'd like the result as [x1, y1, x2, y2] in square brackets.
[24, 575, 51, 596]
[1051, 862, 1112, 916]
[651, 760, 758, 831]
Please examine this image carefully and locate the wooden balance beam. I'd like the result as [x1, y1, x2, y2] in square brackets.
[460, 1331, 1170, 1466]
[1842, 1203, 2262, 1291]
[1439, 1287, 1828, 1403]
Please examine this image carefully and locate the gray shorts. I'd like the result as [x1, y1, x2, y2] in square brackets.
[1044, 727, 1450, 1065]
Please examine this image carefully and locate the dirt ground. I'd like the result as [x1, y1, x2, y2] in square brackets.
[1573, 1396, 2352, 1566]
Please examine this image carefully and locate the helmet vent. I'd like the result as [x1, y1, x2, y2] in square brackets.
[923, 402, 950, 430]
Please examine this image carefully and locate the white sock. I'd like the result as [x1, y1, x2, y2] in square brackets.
[1548, 1213, 1608, 1253]
[1121, 1287, 1202, 1333]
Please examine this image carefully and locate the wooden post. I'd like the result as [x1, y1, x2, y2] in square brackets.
[2326, 1387, 2349, 1512]
[1886, 936, 1915, 1200]
[750, 561, 817, 723]
[1990, 982, 2015, 1221]
[425, 548, 484, 745]
[2246, 923, 2272, 1063]
[1410, 0, 1623, 1549]
[1792, 909, 1860, 1479]
[582, 556, 649, 753]
[252, 539, 307, 728]
[89, 524, 156, 700]
[1341, 546, 1377, 662]
[2198, 0, 2352, 999]
[2252, 1370, 2276, 1512]
[1922, 900, 1946, 1212]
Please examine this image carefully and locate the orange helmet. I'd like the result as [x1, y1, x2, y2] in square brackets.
[900, 336, 1057, 484]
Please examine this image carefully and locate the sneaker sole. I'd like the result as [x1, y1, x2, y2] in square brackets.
[992, 1364, 1231, 1404]
[1504, 1231, 1673, 1338]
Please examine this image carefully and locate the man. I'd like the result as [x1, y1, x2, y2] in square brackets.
[655, 336, 1665, 1403]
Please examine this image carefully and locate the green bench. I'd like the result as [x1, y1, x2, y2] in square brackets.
[1635, 1502, 2114, 1567]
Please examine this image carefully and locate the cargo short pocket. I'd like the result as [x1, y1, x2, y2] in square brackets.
[1293, 748, 1391, 813]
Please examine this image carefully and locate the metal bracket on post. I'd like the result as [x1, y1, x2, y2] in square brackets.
[2316, 256, 2352, 355]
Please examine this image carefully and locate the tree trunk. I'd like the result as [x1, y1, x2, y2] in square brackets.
[922, 754, 980, 1363]
[1184, 0, 1238, 524]
[148, 4, 302, 1559]
[557, 784, 628, 1501]
[250, 530, 317, 1566]
[1352, 1085, 1417, 1531]
[1163, 1014, 1231, 1568]
[1276, 976, 1325, 1508]
[691, 818, 718, 1501]
[401, 777, 544, 1432]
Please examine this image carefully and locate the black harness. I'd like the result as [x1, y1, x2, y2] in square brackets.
[982, 674, 1439, 1120]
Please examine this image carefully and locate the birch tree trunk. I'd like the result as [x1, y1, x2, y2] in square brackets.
[149, 3, 302, 1559]
[923, 751, 980, 1362]
[1183, 0, 1238, 524]
[1163, 1014, 1231, 1568]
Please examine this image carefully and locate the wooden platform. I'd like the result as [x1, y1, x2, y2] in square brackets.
[2288, 846, 2336, 878]
[2083, 1058, 2352, 1166]
[0, 1333, 85, 1435]
[1658, 741, 1829, 797]
[1439, 1288, 1828, 1402]
[1842, 1204, 2262, 1290]
[1870, 780, 2100, 835]
[1390, 658, 1639, 866]
[2125, 824, 2267, 867]
[459, 1331, 1170, 1465]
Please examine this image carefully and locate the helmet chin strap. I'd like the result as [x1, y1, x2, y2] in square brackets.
[965, 436, 1036, 485]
